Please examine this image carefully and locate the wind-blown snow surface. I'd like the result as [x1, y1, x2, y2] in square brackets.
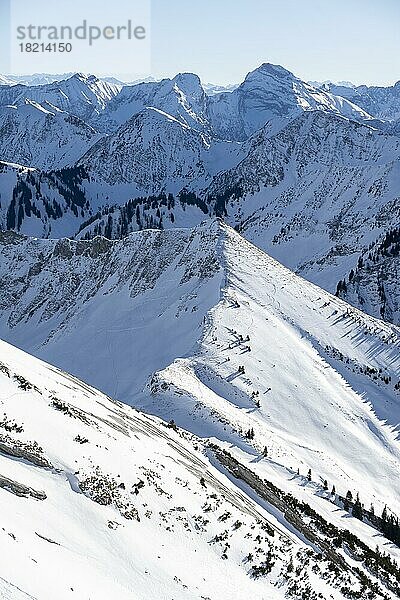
[0, 221, 399, 533]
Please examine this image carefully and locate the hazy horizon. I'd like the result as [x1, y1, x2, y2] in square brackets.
[1, 62, 399, 88]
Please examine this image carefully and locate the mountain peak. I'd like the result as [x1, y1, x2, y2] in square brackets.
[171, 72, 204, 96]
[244, 62, 295, 83]
[69, 72, 99, 84]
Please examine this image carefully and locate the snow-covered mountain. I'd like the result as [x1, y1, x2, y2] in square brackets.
[72, 110, 400, 324]
[0, 101, 100, 170]
[0, 65, 399, 326]
[0, 73, 75, 86]
[0, 221, 399, 599]
[324, 81, 400, 122]
[79, 106, 244, 193]
[0, 340, 328, 600]
[206, 111, 400, 290]
[0, 73, 121, 122]
[1, 108, 399, 326]
[206, 63, 376, 141]
[202, 82, 239, 95]
[92, 72, 211, 133]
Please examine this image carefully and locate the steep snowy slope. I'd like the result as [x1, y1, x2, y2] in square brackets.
[0, 339, 349, 600]
[0, 162, 92, 238]
[336, 226, 400, 324]
[0, 225, 224, 399]
[79, 107, 244, 193]
[0, 74, 121, 122]
[0, 101, 100, 170]
[143, 224, 400, 518]
[0, 221, 399, 525]
[0, 223, 399, 599]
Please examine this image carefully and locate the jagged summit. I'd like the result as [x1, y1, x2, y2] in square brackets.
[172, 71, 203, 89]
[244, 62, 296, 81]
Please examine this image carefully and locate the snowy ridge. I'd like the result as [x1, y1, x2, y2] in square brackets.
[145, 224, 400, 519]
[0, 65, 400, 328]
[0, 222, 399, 562]
[0, 101, 100, 170]
[1, 221, 400, 597]
[0, 73, 121, 122]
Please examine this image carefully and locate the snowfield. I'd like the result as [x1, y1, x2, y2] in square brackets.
[2, 339, 394, 600]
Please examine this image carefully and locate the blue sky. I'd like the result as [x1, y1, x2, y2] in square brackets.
[1, 0, 399, 85]
[151, 0, 400, 85]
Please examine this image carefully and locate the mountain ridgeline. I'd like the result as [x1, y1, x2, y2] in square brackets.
[0, 65, 400, 325]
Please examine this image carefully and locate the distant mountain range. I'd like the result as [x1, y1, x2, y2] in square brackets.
[1, 64, 400, 600]
[0, 64, 399, 325]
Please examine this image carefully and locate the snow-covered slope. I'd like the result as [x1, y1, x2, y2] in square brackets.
[207, 63, 376, 141]
[1, 221, 399, 516]
[0, 339, 341, 600]
[0, 221, 399, 599]
[0, 74, 121, 122]
[79, 107, 244, 193]
[336, 226, 400, 324]
[0, 162, 92, 238]
[0, 101, 100, 170]
[93, 73, 210, 133]
[326, 81, 400, 122]
[143, 224, 400, 516]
